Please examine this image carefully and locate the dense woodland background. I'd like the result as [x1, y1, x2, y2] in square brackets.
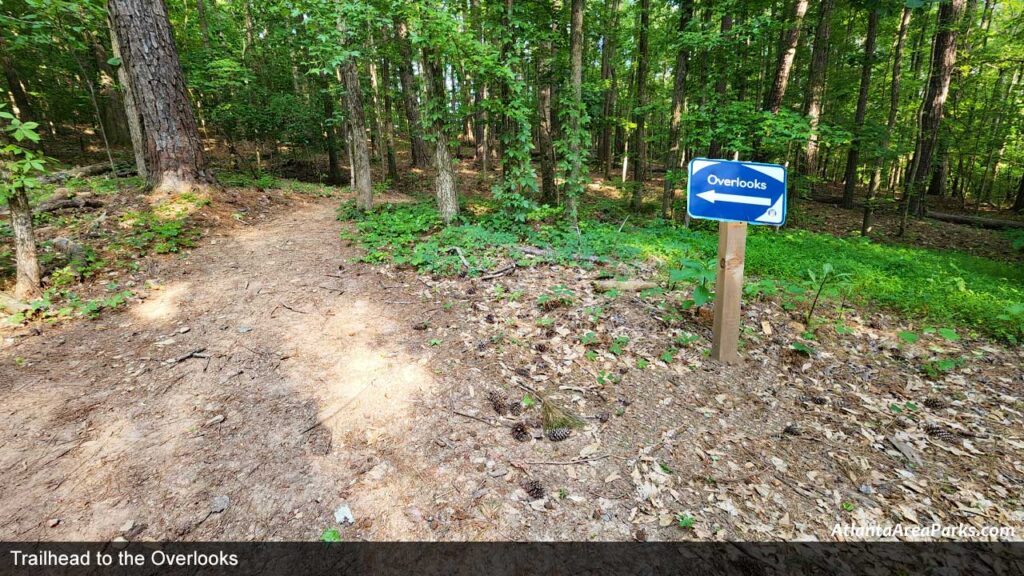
[0, 0, 1023, 330]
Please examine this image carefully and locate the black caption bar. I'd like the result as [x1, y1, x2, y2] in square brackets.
[1, 542, 1023, 576]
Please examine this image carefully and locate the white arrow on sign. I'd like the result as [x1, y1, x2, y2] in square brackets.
[696, 189, 772, 206]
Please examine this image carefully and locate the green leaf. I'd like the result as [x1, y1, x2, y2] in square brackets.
[937, 328, 959, 342]
[107, 57, 122, 66]
[321, 528, 342, 542]
[791, 341, 815, 355]
[897, 331, 919, 344]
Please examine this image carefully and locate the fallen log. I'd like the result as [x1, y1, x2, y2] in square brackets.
[0, 194, 105, 217]
[38, 162, 114, 184]
[592, 279, 658, 292]
[924, 210, 1024, 230]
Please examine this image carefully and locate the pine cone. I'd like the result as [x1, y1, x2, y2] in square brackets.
[597, 411, 610, 423]
[507, 401, 523, 416]
[511, 422, 530, 442]
[547, 427, 571, 442]
[488, 391, 508, 415]
[924, 397, 948, 410]
[924, 424, 958, 443]
[523, 479, 545, 500]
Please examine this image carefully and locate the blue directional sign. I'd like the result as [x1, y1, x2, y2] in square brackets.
[686, 158, 787, 226]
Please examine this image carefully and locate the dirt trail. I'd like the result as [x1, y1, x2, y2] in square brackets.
[0, 198, 453, 540]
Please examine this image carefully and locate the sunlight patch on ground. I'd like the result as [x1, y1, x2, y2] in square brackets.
[132, 282, 190, 322]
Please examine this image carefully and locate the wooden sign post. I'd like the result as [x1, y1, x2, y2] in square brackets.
[710, 222, 747, 364]
[687, 157, 786, 364]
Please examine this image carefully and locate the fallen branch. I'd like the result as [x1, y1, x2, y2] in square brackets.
[924, 210, 1024, 230]
[592, 279, 658, 292]
[37, 162, 114, 184]
[169, 348, 208, 364]
[447, 246, 472, 270]
[522, 454, 610, 466]
[453, 410, 497, 427]
[479, 263, 516, 280]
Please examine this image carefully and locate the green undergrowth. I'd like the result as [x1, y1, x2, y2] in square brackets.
[337, 198, 1024, 343]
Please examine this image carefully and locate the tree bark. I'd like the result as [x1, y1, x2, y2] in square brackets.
[340, 61, 373, 211]
[108, 0, 213, 195]
[864, 6, 911, 236]
[423, 51, 459, 225]
[566, 0, 585, 225]
[108, 23, 147, 179]
[196, 0, 211, 49]
[841, 8, 879, 209]
[899, 0, 966, 235]
[629, 0, 650, 212]
[7, 187, 41, 299]
[800, 0, 835, 189]
[394, 18, 431, 169]
[662, 0, 694, 219]
[764, 0, 809, 115]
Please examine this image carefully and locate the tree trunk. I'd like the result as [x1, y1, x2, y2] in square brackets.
[108, 23, 147, 179]
[764, 0, 809, 115]
[662, 0, 693, 219]
[340, 61, 373, 211]
[322, 82, 344, 186]
[899, 0, 966, 235]
[196, 0, 211, 49]
[7, 187, 41, 299]
[423, 51, 459, 225]
[379, 58, 400, 183]
[800, 0, 835, 190]
[90, 36, 131, 147]
[394, 18, 431, 169]
[841, 8, 879, 209]
[108, 0, 213, 195]
[566, 0, 585, 225]
[629, 0, 650, 212]
[864, 6, 911, 236]
[536, 15, 557, 206]
[598, 0, 619, 179]
[1013, 173, 1024, 213]
[707, 14, 733, 159]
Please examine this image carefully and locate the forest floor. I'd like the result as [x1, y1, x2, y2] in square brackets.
[1, 168, 1023, 541]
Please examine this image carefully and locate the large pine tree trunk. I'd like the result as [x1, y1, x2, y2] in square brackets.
[629, 0, 650, 212]
[108, 0, 213, 195]
[864, 7, 911, 236]
[662, 0, 694, 219]
[841, 8, 879, 209]
[7, 188, 41, 299]
[423, 51, 459, 225]
[394, 18, 431, 169]
[800, 0, 835, 190]
[108, 24, 147, 179]
[899, 0, 966, 235]
[341, 61, 373, 211]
